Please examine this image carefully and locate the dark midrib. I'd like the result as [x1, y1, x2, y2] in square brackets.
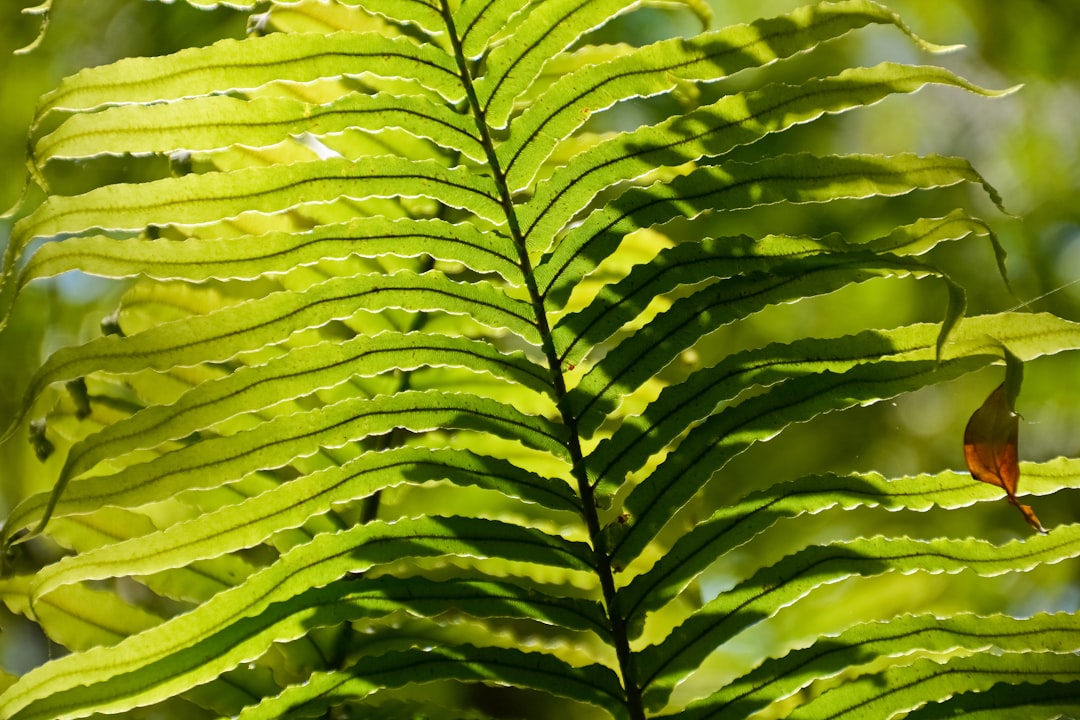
[437, 4, 646, 719]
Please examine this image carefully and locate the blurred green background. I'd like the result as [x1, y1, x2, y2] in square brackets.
[1, 0, 1078, 691]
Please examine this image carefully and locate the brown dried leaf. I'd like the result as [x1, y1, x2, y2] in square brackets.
[963, 382, 1046, 533]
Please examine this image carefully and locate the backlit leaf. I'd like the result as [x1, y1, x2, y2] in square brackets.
[963, 349, 1046, 533]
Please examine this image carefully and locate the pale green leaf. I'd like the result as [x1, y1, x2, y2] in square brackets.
[32, 447, 580, 602]
[535, 152, 1002, 284]
[502, 0, 960, 191]
[903, 680, 1080, 720]
[474, 0, 644, 128]
[638, 525, 1080, 710]
[237, 645, 629, 720]
[566, 253, 961, 434]
[45, 510, 256, 604]
[35, 31, 461, 117]
[520, 63, 1006, 249]
[12, 156, 503, 252]
[609, 356, 992, 567]
[454, 0, 531, 60]
[619, 458, 1080, 630]
[55, 332, 550, 488]
[588, 310, 1080, 501]
[19, 217, 522, 287]
[1, 516, 595, 720]
[36, 92, 487, 164]
[4, 389, 568, 545]
[787, 653, 1080, 720]
[2, 575, 163, 651]
[670, 613, 1080, 719]
[4, 270, 541, 441]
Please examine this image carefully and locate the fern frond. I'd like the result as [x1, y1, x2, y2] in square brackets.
[637, 525, 1080, 709]
[2, 1, 1077, 719]
[672, 613, 1080, 719]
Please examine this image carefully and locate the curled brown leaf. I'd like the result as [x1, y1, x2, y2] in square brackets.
[963, 382, 1046, 533]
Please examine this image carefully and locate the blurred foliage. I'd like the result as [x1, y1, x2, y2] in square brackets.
[0, 0, 248, 500]
[0, 0, 1077, 687]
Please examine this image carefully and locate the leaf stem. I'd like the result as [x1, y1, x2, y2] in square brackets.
[438, 4, 645, 718]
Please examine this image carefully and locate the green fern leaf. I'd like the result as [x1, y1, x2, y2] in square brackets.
[1, 1, 1077, 719]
